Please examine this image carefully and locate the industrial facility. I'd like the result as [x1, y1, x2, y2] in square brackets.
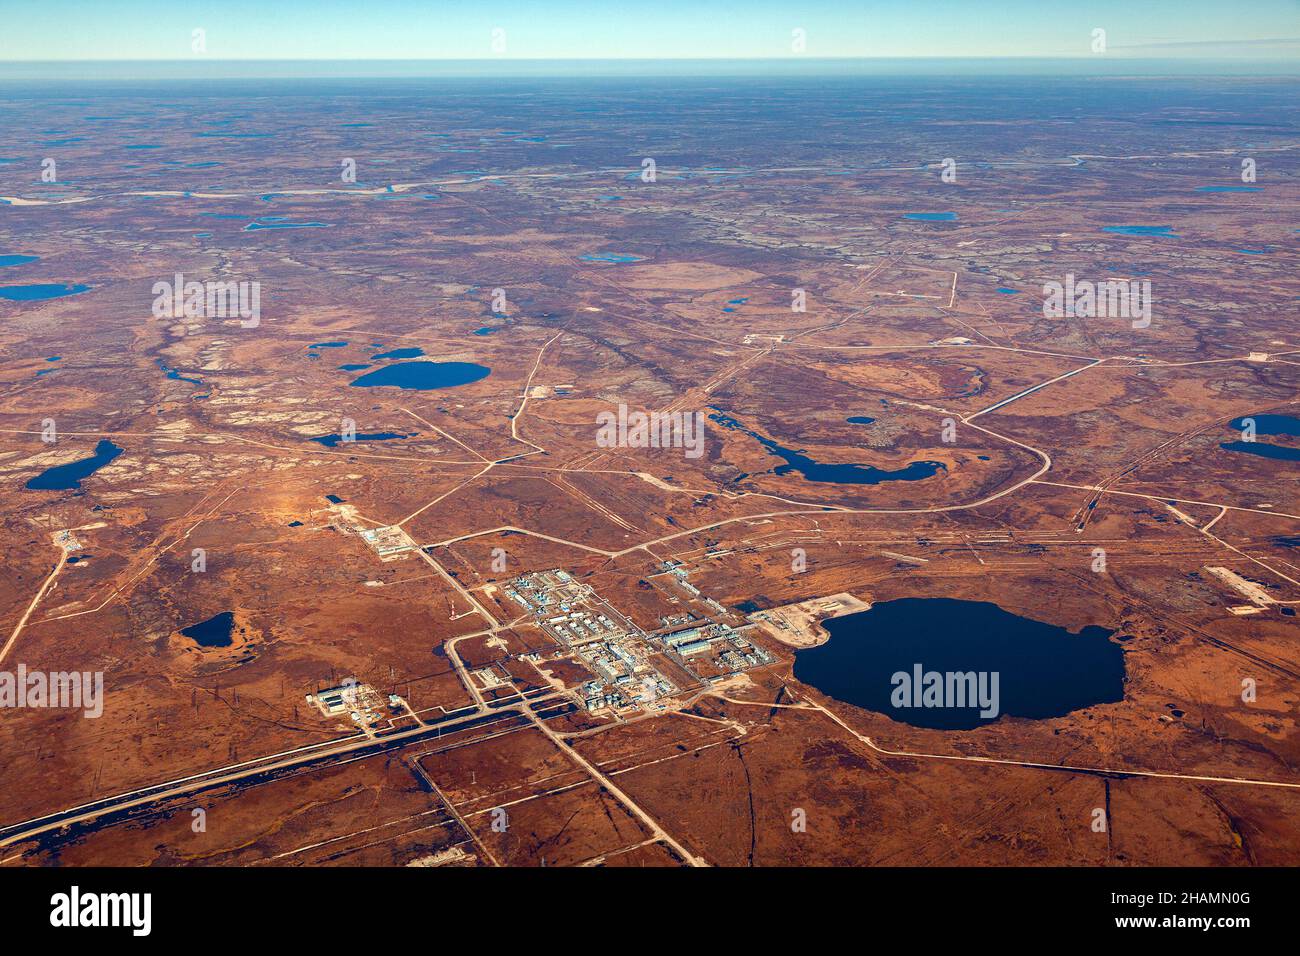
[505, 568, 772, 714]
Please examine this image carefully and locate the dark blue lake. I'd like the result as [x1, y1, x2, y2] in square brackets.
[180, 611, 235, 648]
[371, 346, 424, 360]
[1103, 225, 1178, 237]
[0, 255, 38, 267]
[25, 439, 124, 491]
[1221, 441, 1300, 462]
[903, 212, 956, 221]
[794, 598, 1125, 730]
[711, 411, 943, 485]
[0, 283, 91, 301]
[1233, 414, 1300, 437]
[350, 361, 490, 391]
[310, 431, 410, 447]
[1221, 414, 1300, 462]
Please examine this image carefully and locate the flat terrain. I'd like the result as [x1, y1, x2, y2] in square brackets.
[0, 74, 1297, 866]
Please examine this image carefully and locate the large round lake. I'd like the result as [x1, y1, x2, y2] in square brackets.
[349, 361, 490, 390]
[180, 611, 235, 648]
[793, 598, 1125, 730]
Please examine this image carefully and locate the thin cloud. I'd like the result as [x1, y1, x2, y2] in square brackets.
[1116, 37, 1300, 49]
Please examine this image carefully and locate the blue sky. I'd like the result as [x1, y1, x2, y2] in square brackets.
[2, 0, 1296, 60]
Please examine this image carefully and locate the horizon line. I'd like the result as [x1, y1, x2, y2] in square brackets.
[6, 54, 1297, 63]
[4, 55, 1294, 82]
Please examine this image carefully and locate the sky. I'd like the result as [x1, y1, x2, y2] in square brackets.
[1, 0, 1296, 61]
